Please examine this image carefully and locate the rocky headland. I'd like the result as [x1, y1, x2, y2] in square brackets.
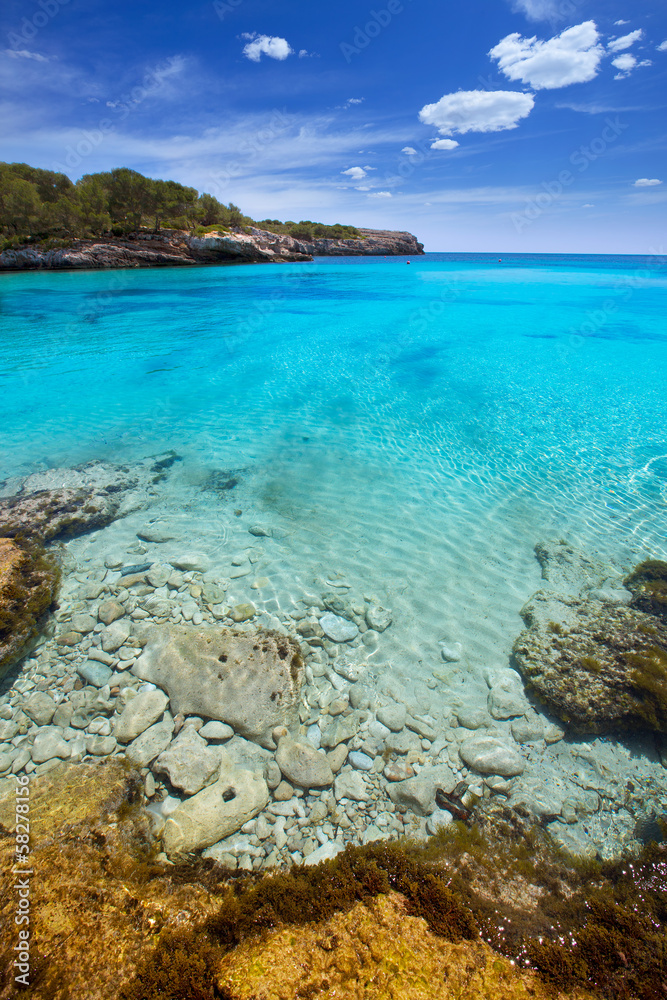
[0, 226, 424, 271]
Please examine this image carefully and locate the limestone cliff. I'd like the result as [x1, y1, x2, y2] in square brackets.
[0, 226, 423, 271]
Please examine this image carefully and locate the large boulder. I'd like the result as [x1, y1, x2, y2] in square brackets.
[162, 751, 269, 854]
[132, 625, 304, 748]
[0, 537, 59, 677]
[513, 587, 667, 734]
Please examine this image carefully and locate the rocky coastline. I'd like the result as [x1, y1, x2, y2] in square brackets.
[0, 226, 424, 271]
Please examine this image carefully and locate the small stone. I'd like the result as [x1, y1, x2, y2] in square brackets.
[98, 600, 125, 626]
[303, 840, 344, 866]
[326, 744, 348, 773]
[348, 751, 374, 771]
[511, 716, 545, 743]
[334, 769, 368, 802]
[145, 772, 156, 797]
[23, 692, 57, 726]
[488, 673, 528, 720]
[70, 613, 97, 634]
[57, 631, 81, 647]
[250, 577, 270, 590]
[170, 553, 210, 573]
[85, 735, 117, 756]
[146, 564, 171, 588]
[77, 660, 113, 688]
[199, 721, 234, 741]
[383, 761, 415, 782]
[365, 605, 392, 632]
[31, 727, 71, 763]
[456, 707, 488, 730]
[320, 712, 360, 749]
[248, 525, 271, 537]
[376, 702, 407, 732]
[114, 689, 169, 743]
[384, 730, 421, 755]
[319, 613, 358, 643]
[154, 728, 221, 794]
[229, 603, 256, 623]
[138, 524, 175, 543]
[362, 824, 390, 845]
[459, 736, 525, 777]
[440, 642, 463, 662]
[82, 582, 105, 600]
[0, 752, 13, 773]
[276, 733, 334, 788]
[426, 808, 454, 835]
[273, 780, 294, 801]
[349, 684, 372, 710]
[125, 719, 174, 767]
[100, 620, 131, 653]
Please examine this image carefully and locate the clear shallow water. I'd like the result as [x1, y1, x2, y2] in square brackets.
[1, 252, 666, 685]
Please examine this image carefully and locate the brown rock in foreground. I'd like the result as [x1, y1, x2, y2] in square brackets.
[0, 537, 59, 676]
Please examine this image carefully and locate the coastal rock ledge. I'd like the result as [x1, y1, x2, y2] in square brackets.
[0, 226, 424, 271]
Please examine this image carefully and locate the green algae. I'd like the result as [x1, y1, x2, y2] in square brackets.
[625, 560, 667, 621]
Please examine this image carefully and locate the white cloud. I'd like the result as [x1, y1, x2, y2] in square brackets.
[612, 53, 651, 78]
[489, 21, 605, 90]
[657, 41, 667, 52]
[341, 166, 367, 180]
[369, 191, 392, 198]
[582, 203, 594, 207]
[614, 20, 629, 26]
[509, 0, 561, 22]
[4, 49, 48, 63]
[633, 178, 662, 187]
[347, 97, 363, 104]
[607, 29, 643, 52]
[241, 34, 293, 62]
[419, 90, 535, 135]
[401, 146, 417, 155]
[430, 138, 459, 150]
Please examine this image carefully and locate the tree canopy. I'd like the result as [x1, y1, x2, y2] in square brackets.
[0, 163, 359, 247]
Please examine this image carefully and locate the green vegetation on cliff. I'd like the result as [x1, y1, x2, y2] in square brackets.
[0, 162, 359, 249]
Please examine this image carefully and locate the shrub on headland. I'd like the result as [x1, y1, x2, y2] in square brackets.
[0, 162, 359, 248]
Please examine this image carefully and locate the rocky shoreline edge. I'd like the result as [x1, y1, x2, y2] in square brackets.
[0, 226, 424, 271]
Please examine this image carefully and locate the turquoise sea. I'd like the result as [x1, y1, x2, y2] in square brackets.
[1, 250, 667, 861]
[2, 250, 666, 684]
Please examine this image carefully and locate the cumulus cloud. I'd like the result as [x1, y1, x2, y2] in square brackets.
[657, 41, 667, 52]
[369, 191, 392, 198]
[341, 166, 367, 180]
[607, 29, 643, 52]
[430, 138, 459, 150]
[401, 146, 417, 155]
[419, 90, 535, 135]
[614, 20, 629, 26]
[241, 34, 293, 62]
[634, 178, 662, 187]
[489, 21, 604, 90]
[4, 48, 48, 62]
[612, 53, 651, 78]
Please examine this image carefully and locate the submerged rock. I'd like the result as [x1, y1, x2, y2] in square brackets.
[275, 732, 334, 788]
[513, 587, 667, 734]
[625, 560, 667, 621]
[132, 625, 304, 747]
[162, 750, 269, 854]
[0, 536, 59, 677]
[459, 736, 525, 776]
[0, 454, 178, 543]
[154, 727, 221, 794]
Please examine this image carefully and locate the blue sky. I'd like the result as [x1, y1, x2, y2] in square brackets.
[1, 0, 666, 251]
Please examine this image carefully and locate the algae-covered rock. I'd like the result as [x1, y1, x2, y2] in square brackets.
[132, 625, 304, 747]
[0, 536, 59, 677]
[625, 559, 667, 621]
[513, 589, 667, 734]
